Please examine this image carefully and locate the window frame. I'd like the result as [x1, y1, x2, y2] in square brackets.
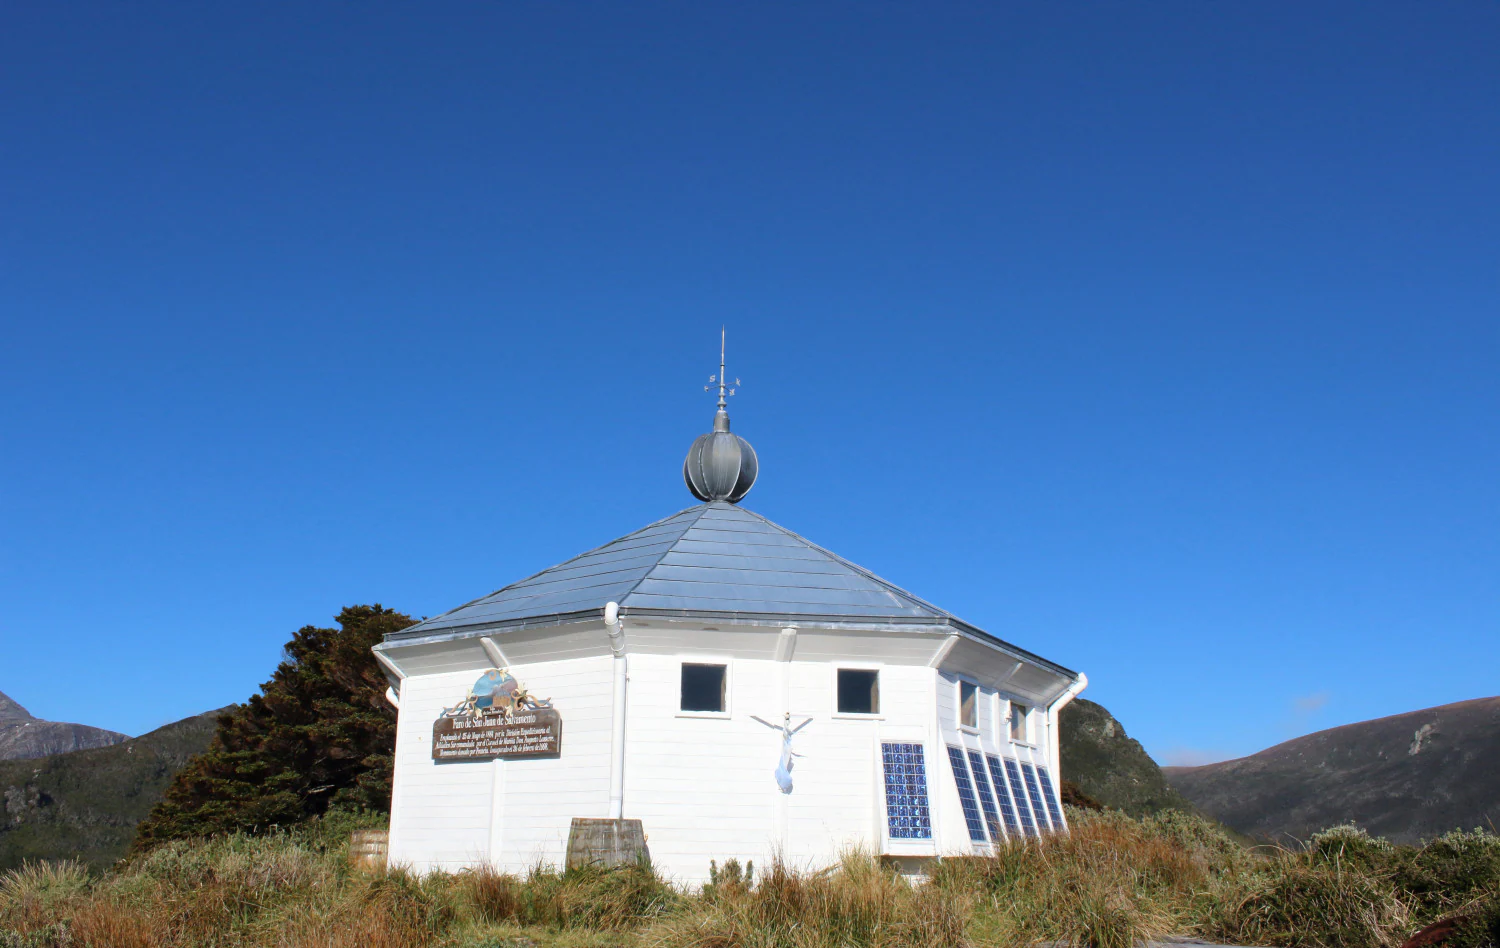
[1008, 699, 1032, 745]
[956, 678, 980, 733]
[677, 660, 732, 718]
[833, 666, 882, 717]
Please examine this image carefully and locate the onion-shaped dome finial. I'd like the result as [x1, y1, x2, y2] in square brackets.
[684, 329, 758, 503]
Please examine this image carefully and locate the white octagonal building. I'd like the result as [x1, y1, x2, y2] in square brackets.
[374, 374, 1086, 883]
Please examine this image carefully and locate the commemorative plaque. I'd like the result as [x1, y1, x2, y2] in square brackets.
[432, 668, 562, 761]
[433, 706, 561, 760]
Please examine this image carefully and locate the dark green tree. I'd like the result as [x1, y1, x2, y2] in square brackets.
[134, 604, 415, 847]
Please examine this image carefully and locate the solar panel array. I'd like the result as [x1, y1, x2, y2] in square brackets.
[880, 743, 932, 839]
[887, 744, 1067, 846]
[945, 746, 988, 841]
[1003, 757, 1038, 837]
[1034, 764, 1065, 829]
[1021, 762, 1051, 831]
[984, 754, 1021, 836]
[967, 750, 1002, 839]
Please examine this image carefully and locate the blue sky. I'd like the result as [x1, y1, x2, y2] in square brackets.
[1, 3, 1495, 764]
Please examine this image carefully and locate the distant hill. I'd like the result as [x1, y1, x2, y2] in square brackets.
[1165, 696, 1500, 845]
[1058, 697, 1193, 815]
[0, 709, 220, 871]
[0, 690, 128, 761]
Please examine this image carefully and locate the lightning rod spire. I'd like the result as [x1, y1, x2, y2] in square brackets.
[685, 328, 756, 503]
[718, 327, 727, 409]
[703, 326, 738, 408]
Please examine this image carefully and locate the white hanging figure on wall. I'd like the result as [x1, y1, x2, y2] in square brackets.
[751, 713, 813, 794]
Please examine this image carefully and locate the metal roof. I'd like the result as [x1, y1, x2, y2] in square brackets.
[385, 501, 1075, 678]
[395, 502, 972, 634]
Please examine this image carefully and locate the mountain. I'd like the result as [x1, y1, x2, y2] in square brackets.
[0, 709, 221, 871]
[1058, 697, 1193, 815]
[1164, 696, 1500, 845]
[0, 692, 32, 727]
[0, 690, 129, 761]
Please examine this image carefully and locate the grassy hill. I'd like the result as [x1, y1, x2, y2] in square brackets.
[1165, 696, 1500, 844]
[1058, 697, 1192, 815]
[0, 710, 220, 871]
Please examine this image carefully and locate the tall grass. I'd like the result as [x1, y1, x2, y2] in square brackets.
[465, 859, 678, 930]
[3, 810, 1498, 948]
[645, 851, 966, 948]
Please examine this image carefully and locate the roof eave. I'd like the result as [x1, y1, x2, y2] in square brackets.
[379, 606, 1078, 682]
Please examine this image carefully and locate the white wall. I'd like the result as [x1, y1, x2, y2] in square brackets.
[488, 654, 615, 871]
[388, 669, 498, 872]
[387, 640, 1069, 881]
[389, 655, 614, 873]
[618, 655, 948, 884]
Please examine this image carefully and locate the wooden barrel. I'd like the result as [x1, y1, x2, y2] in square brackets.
[565, 818, 649, 870]
[349, 829, 389, 869]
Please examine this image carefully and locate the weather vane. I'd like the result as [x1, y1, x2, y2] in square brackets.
[704, 327, 740, 408]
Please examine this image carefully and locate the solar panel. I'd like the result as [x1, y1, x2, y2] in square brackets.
[946, 745, 988, 842]
[1003, 757, 1038, 837]
[967, 750, 1004, 841]
[1034, 764, 1065, 829]
[984, 754, 1021, 836]
[1021, 762, 1051, 832]
[880, 743, 932, 840]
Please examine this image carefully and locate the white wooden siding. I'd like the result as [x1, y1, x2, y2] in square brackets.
[388, 670, 498, 871]
[389, 656, 614, 873]
[486, 655, 614, 871]
[386, 626, 1067, 882]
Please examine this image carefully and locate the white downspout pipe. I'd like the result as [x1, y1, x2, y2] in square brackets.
[603, 602, 628, 820]
[480, 636, 511, 670]
[1045, 672, 1088, 779]
[373, 647, 405, 710]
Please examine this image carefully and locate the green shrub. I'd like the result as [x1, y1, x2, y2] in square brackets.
[703, 857, 755, 901]
[1207, 857, 1410, 948]
[1307, 824, 1400, 874]
[1447, 899, 1500, 948]
[1395, 828, 1500, 918]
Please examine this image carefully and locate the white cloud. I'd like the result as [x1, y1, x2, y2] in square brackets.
[1293, 691, 1331, 715]
[1161, 746, 1232, 767]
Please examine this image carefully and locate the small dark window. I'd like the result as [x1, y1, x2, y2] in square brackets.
[681, 663, 727, 712]
[837, 669, 880, 714]
[959, 680, 978, 728]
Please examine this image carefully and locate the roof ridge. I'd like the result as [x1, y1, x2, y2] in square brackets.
[729, 506, 952, 620]
[409, 504, 709, 631]
[616, 503, 721, 608]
